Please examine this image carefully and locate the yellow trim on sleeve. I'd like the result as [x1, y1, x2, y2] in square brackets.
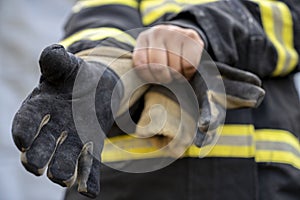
[253, 0, 299, 76]
[59, 27, 136, 48]
[72, 0, 138, 13]
[142, 3, 182, 25]
[141, 0, 220, 25]
[277, 2, 299, 75]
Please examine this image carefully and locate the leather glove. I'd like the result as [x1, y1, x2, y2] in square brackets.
[12, 44, 147, 198]
[135, 61, 265, 156]
[136, 83, 199, 157]
[194, 61, 265, 146]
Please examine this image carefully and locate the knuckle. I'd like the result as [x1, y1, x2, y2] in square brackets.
[133, 54, 147, 66]
[186, 30, 198, 38]
[152, 26, 164, 33]
[138, 31, 148, 40]
[150, 63, 165, 71]
[197, 39, 205, 48]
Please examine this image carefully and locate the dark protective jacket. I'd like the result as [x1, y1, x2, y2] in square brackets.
[62, 0, 300, 199]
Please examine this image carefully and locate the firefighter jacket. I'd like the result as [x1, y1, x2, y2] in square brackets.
[61, 0, 300, 199]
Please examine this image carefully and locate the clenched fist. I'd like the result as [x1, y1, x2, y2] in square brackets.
[133, 25, 204, 83]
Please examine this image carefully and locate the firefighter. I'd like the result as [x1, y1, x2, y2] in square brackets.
[12, 0, 300, 199]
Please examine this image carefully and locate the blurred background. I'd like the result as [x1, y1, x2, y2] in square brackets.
[0, 0, 75, 199]
[0, 0, 300, 200]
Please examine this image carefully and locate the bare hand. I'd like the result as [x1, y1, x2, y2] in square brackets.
[133, 25, 204, 83]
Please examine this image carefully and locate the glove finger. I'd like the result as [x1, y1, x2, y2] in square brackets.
[77, 142, 100, 198]
[135, 92, 169, 138]
[198, 95, 226, 133]
[167, 110, 198, 158]
[194, 129, 206, 147]
[47, 132, 82, 187]
[12, 98, 50, 152]
[20, 119, 66, 176]
[211, 61, 262, 86]
[212, 79, 265, 109]
[39, 44, 79, 85]
[195, 103, 225, 148]
[198, 96, 211, 133]
[137, 104, 171, 138]
[168, 129, 196, 158]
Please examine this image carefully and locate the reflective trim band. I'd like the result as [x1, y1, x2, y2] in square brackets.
[255, 129, 300, 169]
[277, 2, 299, 74]
[176, 0, 218, 3]
[186, 125, 255, 158]
[102, 136, 171, 163]
[253, 0, 299, 76]
[141, 0, 219, 25]
[102, 125, 255, 163]
[102, 125, 300, 169]
[59, 27, 136, 48]
[142, 3, 182, 25]
[72, 0, 138, 13]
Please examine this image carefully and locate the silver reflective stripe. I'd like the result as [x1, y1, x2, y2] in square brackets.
[142, 0, 180, 16]
[256, 141, 300, 158]
[272, 4, 292, 75]
[216, 135, 253, 146]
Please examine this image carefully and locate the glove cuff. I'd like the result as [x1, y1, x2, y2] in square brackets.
[76, 46, 149, 116]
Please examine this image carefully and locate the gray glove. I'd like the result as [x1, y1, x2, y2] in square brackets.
[193, 61, 265, 146]
[12, 44, 123, 198]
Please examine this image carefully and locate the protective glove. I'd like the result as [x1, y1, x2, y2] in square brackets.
[135, 61, 265, 156]
[135, 83, 199, 157]
[194, 61, 265, 139]
[12, 44, 147, 198]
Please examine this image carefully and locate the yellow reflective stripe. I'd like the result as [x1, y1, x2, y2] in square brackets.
[255, 129, 300, 169]
[176, 0, 219, 4]
[277, 2, 299, 75]
[255, 129, 299, 151]
[141, 0, 219, 25]
[217, 124, 254, 136]
[255, 151, 300, 169]
[72, 0, 138, 13]
[59, 27, 136, 48]
[187, 125, 255, 157]
[102, 124, 300, 168]
[102, 125, 255, 163]
[187, 145, 255, 158]
[102, 125, 300, 169]
[140, 0, 165, 15]
[102, 136, 170, 163]
[142, 3, 182, 25]
[253, 0, 298, 76]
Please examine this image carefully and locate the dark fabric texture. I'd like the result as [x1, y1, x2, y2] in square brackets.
[65, 157, 257, 200]
[258, 163, 300, 200]
[252, 76, 300, 136]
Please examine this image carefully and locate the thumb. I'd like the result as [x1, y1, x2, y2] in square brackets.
[39, 44, 79, 84]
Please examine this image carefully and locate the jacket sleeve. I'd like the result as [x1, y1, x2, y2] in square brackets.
[59, 0, 142, 53]
[140, 0, 300, 78]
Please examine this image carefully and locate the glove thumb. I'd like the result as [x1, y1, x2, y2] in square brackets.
[39, 44, 79, 84]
